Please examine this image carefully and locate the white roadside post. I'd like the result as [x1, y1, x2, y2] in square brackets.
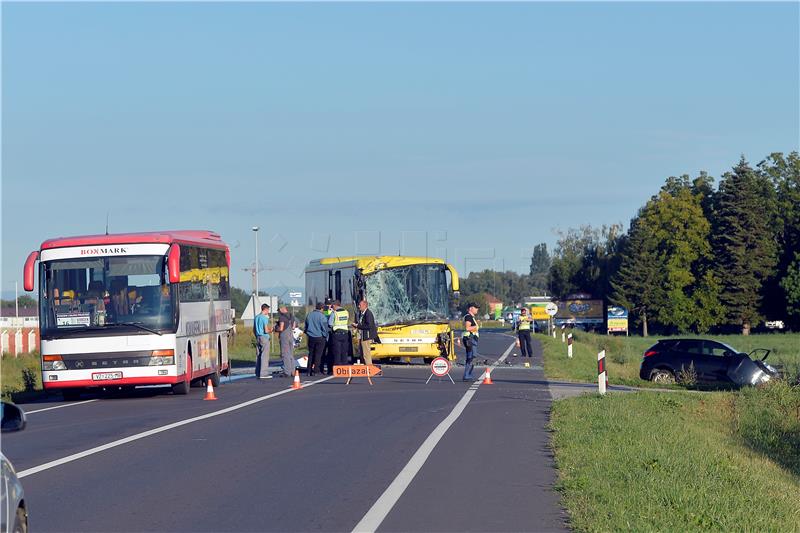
[567, 333, 573, 358]
[598, 349, 607, 395]
[552, 324, 556, 339]
[561, 325, 565, 343]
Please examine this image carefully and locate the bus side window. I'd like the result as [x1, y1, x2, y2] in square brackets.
[335, 271, 342, 302]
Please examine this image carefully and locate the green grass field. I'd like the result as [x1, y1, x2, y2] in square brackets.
[550, 387, 800, 532]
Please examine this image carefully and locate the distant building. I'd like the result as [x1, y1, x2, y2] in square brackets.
[479, 293, 503, 319]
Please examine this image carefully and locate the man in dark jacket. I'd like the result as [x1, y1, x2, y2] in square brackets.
[353, 299, 378, 365]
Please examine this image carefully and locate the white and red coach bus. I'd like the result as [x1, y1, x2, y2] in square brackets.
[23, 230, 233, 400]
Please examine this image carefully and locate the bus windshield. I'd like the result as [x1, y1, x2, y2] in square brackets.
[364, 264, 449, 325]
[40, 255, 177, 335]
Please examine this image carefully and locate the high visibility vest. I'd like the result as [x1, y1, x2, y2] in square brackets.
[464, 313, 479, 338]
[332, 309, 349, 331]
[518, 315, 532, 331]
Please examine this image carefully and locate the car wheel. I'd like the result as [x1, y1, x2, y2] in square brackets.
[13, 505, 28, 533]
[650, 368, 675, 384]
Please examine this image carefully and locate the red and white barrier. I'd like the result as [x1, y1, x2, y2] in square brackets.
[598, 349, 608, 395]
[567, 333, 573, 358]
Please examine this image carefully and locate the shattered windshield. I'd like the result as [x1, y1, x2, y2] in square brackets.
[365, 264, 449, 325]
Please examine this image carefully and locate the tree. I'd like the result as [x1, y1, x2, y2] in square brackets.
[529, 243, 551, 293]
[780, 252, 800, 327]
[549, 225, 622, 299]
[611, 209, 666, 337]
[759, 152, 800, 327]
[712, 157, 780, 334]
[230, 286, 251, 317]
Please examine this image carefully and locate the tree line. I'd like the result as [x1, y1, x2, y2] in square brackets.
[518, 152, 798, 335]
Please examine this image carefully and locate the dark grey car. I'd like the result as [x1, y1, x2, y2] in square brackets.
[1, 402, 28, 533]
[639, 338, 778, 386]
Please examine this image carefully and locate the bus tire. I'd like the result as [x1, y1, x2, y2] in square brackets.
[423, 357, 435, 365]
[209, 362, 221, 388]
[172, 355, 191, 395]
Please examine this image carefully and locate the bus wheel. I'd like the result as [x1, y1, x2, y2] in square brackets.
[62, 388, 83, 401]
[423, 357, 435, 365]
[172, 355, 191, 395]
[209, 363, 221, 388]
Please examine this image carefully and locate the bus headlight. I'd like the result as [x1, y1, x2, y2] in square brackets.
[149, 350, 175, 366]
[43, 355, 67, 371]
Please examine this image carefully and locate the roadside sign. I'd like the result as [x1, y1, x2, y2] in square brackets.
[426, 356, 455, 384]
[290, 299, 300, 307]
[530, 305, 550, 320]
[289, 291, 302, 299]
[333, 364, 382, 385]
[431, 357, 450, 376]
[545, 302, 558, 316]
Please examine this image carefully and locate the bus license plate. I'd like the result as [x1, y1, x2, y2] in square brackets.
[92, 372, 123, 381]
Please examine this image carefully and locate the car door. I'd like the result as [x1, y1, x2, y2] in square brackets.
[672, 339, 703, 379]
[695, 341, 735, 383]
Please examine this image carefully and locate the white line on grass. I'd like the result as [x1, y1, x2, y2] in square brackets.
[17, 376, 334, 479]
[352, 340, 515, 533]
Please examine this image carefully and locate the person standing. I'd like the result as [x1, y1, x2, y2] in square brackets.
[462, 303, 480, 381]
[353, 299, 377, 365]
[516, 307, 534, 358]
[304, 302, 329, 376]
[321, 298, 334, 374]
[254, 303, 273, 379]
[328, 300, 350, 367]
[276, 305, 296, 377]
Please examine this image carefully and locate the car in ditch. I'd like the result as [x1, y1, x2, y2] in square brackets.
[639, 338, 779, 387]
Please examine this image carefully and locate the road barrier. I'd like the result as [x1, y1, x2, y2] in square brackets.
[333, 364, 381, 385]
[567, 333, 573, 358]
[598, 349, 608, 395]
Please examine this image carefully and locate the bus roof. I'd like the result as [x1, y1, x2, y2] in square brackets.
[40, 230, 227, 250]
[308, 256, 449, 274]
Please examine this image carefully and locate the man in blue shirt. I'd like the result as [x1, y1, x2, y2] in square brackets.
[254, 303, 273, 379]
[304, 302, 329, 376]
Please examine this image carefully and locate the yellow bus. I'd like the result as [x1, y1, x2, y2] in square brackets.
[304, 256, 460, 362]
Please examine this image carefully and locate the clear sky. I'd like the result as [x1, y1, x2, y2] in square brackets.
[2, 1, 798, 296]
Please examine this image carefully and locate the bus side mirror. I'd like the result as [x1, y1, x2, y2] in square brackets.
[23, 251, 39, 291]
[168, 244, 181, 284]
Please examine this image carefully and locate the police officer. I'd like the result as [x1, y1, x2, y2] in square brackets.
[328, 300, 350, 367]
[321, 298, 334, 374]
[462, 303, 480, 381]
[516, 307, 534, 358]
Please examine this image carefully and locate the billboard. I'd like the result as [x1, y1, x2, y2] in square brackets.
[607, 306, 629, 333]
[554, 299, 604, 325]
[530, 303, 551, 320]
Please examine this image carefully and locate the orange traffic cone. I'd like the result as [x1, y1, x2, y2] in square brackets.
[203, 380, 218, 401]
[291, 369, 302, 390]
[482, 367, 493, 385]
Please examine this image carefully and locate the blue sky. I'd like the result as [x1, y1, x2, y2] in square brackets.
[2, 2, 798, 295]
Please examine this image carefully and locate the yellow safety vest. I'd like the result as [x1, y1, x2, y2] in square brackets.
[464, 313, 479, 338]
[332, 309, 349, 331]
[518, 315, 532, 331]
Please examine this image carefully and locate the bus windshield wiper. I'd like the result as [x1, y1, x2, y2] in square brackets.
[109, 322, 163, 336]
[48, 326, 107, 339]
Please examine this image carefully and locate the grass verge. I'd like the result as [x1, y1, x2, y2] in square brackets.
[1, 353, 42, 401]
[550, 389, 800, 532]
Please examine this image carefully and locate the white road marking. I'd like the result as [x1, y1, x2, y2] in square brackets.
[352, 340, 515, 533]
[24, 399, 98, 414]
[17, 376, 334, 479]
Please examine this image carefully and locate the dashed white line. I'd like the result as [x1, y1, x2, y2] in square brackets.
[352, 341, 515, 533]
[24, 399, 98, 415]
[17, 376, 334, 479]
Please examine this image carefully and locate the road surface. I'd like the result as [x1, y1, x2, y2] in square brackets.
[3, 332, 569, 532]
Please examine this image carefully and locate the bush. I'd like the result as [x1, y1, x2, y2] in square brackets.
[1, 353, 42, 399]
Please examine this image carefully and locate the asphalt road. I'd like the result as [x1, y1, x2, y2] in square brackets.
[4, 332, 569, 532]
